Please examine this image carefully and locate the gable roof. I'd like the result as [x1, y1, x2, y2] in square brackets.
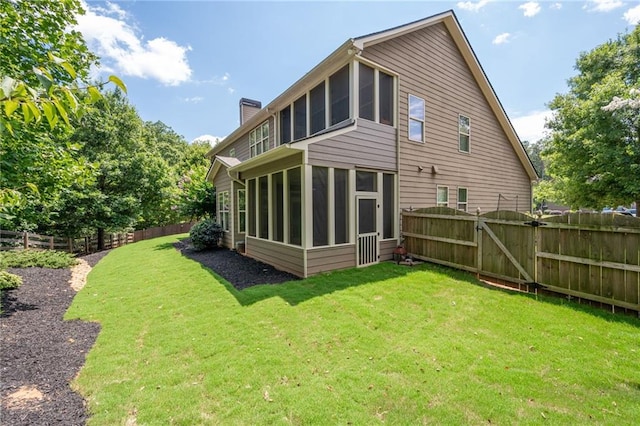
[206, 10, 538, 181]
[206, 155, 241, 182]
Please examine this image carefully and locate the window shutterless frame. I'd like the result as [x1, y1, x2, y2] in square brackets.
[436, 185, 449, 207]
[408, 94, 425, 142]
[459, 114, 470, 153]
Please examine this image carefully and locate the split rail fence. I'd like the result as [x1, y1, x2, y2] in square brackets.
[0, 221, 196, 255]
[402, 207, 640, 312]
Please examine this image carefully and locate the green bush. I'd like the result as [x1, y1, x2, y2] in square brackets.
[189, 219, 223, 251]
[0, 249, 78, 269]
[0, 270, 22, 290]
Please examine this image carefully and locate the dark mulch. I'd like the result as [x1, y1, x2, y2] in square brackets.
[0, 251, 110, 426]
[173, 238, 299, 290]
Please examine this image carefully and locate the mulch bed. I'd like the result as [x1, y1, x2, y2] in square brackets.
[0, 251, 109, 426]
[173, 238, 299, 290]
[1, 241, 297, 425]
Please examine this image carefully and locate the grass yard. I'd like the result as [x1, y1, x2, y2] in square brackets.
[66, 235, 640, 425]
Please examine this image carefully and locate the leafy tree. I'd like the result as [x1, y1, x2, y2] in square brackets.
[0, 0, 125, 226]
[522, 139, 547, 179]
[543, 26, 640, 209]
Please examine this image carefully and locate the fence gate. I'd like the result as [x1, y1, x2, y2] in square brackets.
[477, 211, 536, 286]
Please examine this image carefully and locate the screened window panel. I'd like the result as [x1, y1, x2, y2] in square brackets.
[310, 82, 326, 134]
[312, 167, 328, 246]
[379, 71, 394, 126]
[280, 106, 291, 144]
[293, 95, 307, 140]
[259, 176, 269, 239]
[272, 172, 284, 242]
[334, 169, 349, 244]
[330, 65, 350, 125]
[383, 174, 394, 239]
[359, 63, 374, 121]
[356, 171, 376, 192]
[459, 115, 470, 152]
[437, 186, 449, 207]
[457, 187, 468, 211]
[248, 179, 256, 237]
[288, 167, 302, 245]
[358, 199, 376, 234]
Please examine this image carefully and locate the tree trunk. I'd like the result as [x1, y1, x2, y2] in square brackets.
[97, 228, 105, 251]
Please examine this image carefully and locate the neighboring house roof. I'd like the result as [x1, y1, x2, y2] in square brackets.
[205, 9, 538, 182]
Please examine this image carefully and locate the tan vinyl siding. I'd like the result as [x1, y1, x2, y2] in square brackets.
[307, 119, 397, 171]
[240, 152, 303, 181]
[246, 236, 305, 277]
[307, 244, 356, 276]
[212, 167, 233, 248]
[379, 239, 398, 261]
[361, 22, 532, 213]
[220, 116, 276, 162]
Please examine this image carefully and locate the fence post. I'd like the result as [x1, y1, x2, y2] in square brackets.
[50, 236, 54, 249]
[84, 236, 89, 254]
[23, 232, 28, 250]
[476, 207, 482, 279]
[68, 238, 73, 253]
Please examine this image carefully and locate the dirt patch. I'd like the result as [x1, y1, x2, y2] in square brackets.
[69, 259, 91, 291]
[3, 385, 44, 410]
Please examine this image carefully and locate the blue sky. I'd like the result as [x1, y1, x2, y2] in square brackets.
[76, 0, 640, 144]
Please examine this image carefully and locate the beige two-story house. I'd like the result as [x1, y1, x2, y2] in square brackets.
[205, 10, 538, 278]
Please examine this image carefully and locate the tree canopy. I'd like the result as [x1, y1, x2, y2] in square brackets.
[543, 25, 640, 209]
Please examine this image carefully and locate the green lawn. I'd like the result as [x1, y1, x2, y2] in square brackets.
[66, 234, 640, 425]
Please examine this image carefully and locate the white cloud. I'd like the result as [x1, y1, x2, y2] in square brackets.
[192, 135, 225, 146]
[584, 0, 623, 12]
[511, 110, 552, 143]
[457, 0, 491, 12]
[624, 4, 640, 24]
[492, 32, 512, 45]
[550, 3, 562, 10]
[182, 96, 204, 103]
[75, 1, 192, 86]
[519, 2, 541, 17]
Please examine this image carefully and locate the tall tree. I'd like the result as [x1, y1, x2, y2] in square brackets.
[0, 0, 124, 225]
[543, 26, 640, 209]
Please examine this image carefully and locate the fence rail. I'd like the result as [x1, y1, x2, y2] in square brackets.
[402, 207, 640, 313]
[0, 221, 197, 256]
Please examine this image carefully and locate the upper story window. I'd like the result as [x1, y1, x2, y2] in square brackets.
[408, 94, 425, 142]
[330, 65, 350, 125]
[293, 95, 307, 141]
[459, 115, 470, 153]
[359, 63, 374, 121]
[250, 121, 269, 157]
[379, 71, 394, 126]
[310, 82, 326, 134]
[359, 63, 394, 126]
[280, 105, 291, 145]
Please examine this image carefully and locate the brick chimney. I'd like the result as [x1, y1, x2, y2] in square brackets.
[239, 98, 262, 125]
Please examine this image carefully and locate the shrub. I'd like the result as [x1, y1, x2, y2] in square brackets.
[0, 271, 22, 290]
[190, 219, 223, 251]
[0, 249, 78, 269]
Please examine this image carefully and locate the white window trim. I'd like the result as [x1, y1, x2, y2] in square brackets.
[408, 94, 425, 143]
[237, 189, 246, 233]
[459, 114, 470, 153]
[436, 186, 449, 207]
[249, 121, 269, 158]
[457, 187, 468, 212]
[218, 191, 230, 231]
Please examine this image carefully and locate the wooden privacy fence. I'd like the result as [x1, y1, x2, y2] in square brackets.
[402, 207, 640, 312]
[0, 221, 197, 255]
